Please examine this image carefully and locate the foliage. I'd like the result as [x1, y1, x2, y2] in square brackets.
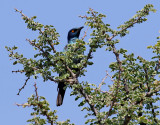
[6, 4, 160, 125]
[16, 83, 74, 125]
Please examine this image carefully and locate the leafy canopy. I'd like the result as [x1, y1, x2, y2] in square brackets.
[6, 4, 160, 125]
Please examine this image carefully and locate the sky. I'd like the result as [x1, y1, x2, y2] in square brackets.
[1, 0, 160, 125]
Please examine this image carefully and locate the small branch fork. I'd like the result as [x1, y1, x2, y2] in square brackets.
[98, 71, 114, 89]
[16, 82, 38, 107]
[92, 71, 113, 95]
[16, 83, 54, 125]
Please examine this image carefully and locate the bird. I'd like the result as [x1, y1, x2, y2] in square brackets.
[56, 26, 84, 106]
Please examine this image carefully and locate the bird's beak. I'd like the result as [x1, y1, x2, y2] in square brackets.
[78, 26, 84, 30]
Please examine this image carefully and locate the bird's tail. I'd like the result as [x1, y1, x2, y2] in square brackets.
[56, 82, 66, 106]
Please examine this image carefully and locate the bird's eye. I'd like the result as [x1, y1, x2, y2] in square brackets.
[71, 30, 75, 33]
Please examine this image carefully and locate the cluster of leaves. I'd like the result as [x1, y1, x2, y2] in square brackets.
[71, 4, 160, 124]
[6, 4, 160, 125]
[16, 84, 73, 125]
[25, 95, 58, 125]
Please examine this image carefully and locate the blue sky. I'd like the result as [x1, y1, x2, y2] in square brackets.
[1, 0, 160, 125]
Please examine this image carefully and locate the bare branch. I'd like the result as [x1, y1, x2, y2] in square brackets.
[17, 77, 30, 95]
[15, 103, 31, 107]
[34, 82, 39, 101]
[79, 15, 87, 19]
[98, 71, 114, 89]
[81, 26, 89, 40]
[98, 72, 108, 89]
[12, 70, 25, 73]
[14, 8, 26, 18]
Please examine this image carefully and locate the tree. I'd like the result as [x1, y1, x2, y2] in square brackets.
[5, 4, 160, 125]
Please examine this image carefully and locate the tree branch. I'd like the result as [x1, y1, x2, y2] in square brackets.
[15, 8, 57, 54]
[34, 82, 39, 101]
[17, 77, 30, 95]
[15, 103, 31, 107]
[81, 26, 89, 40]
[48, 40, 57, 53]
[12, 70, 25, 73]
[79, 87, 102, 124]
[26, 38, 50, 59]
[104, 14, 143, 121]
[107, 16, 142, 41]
[15, 8, 44, 34]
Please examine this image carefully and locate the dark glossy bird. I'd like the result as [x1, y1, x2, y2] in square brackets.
[56, 26, 84, 106]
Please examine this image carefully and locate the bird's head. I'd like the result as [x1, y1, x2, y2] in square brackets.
[67, 26, 84, 43]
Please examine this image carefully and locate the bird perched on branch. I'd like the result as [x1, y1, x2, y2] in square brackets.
[56, 26, 84, 106]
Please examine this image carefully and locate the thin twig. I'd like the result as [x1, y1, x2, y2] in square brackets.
[15, 103, 31, 107]
[81, 26, 89, 40]
[17, 77, 30, 95]
[98, 71, 114, 89]
[106, 71, 114, 82]
[79, 15, 87, 19]
[15, 8, 57, 54]
[98, 71, 108, 89]
[34, 82, 39, 101]
[12, 70, 25, 73]
[15, 8, 43, 34]
[26, 39, 49, 59]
